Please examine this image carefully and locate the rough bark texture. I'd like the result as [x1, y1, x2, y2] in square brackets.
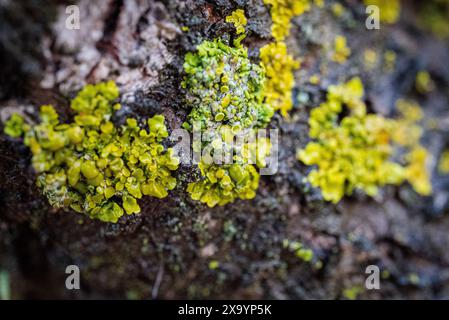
[0, 0, 448, 299]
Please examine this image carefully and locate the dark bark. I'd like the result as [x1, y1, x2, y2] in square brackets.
[0, 0, 448, 299]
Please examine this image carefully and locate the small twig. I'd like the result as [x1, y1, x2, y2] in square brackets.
[151, 259, 164, 299]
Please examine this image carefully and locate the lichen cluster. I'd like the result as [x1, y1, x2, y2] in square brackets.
[263, 0, 311, 41]
[297, 77, 432, 203]
[364, 0, 401, 24]
[225, 9, 247, 35]
[260, 42, 300, 117]
[260, 1, 313, 117]
[182, 20, 273, 207]
[415, 71, 435, 94]
[332, 35, 351, 64]
[4, 81, 179, 222]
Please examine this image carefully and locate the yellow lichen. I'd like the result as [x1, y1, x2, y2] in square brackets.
[391, 99, 432, 195]
[405, 146, 432, 195]
[331, 3, 345, 17]
[309, 74, 321, 85]
[260, 41, 300, 117]
[364, 0, 401, 24]
[225, 9, 247, 35]
[4, 81, 179, 223]
[263, 0, 311, 41]
[439, 151, 449, 174]
[415, 71, 435, 94]
[297, 78, 432, 203]
[363, 49, 378, 70]
[383, 50, 397, 72]
[332, 35, 351, 64]
[314, 0, 324, 9]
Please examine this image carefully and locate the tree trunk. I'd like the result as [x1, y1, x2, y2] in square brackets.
[0, 0, 448, 299]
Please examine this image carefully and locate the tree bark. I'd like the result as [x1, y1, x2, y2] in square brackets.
[0, 0, 449, 299]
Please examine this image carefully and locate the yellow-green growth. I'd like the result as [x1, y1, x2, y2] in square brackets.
[4, 113, 27, 138]
[225, 9, 248, 47]
[260, 41, 300, 118]
[225, 9, 247, 35]
[363, 49, 378, 70]
[415, 71, 435, 94]
[283, 239, 314, 263]
[314, 0, 324, 9]
[4, 81, 179, 223]
[383, 50, 397, 72]
[332, 35, 351, 64]
[418, 0, 449, 39]
[439, 151, 449, 174]
[331, 3, 345, 17]
[343, 286, 363, 300]
[364, 0, 401, 24]
[297, 78, 432, 203]
[182, 25, 273, 207]
[261, 1, 315, 117]
[263, 0, 311, 41]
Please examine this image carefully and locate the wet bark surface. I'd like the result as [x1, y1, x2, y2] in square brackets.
[0, 0, 448, 299]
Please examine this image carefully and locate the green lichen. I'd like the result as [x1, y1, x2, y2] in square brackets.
[283, 239, 314, 263]
[415, 70, 435, 94]
[342, 286, 363, 300]
[208, 260, 220, 270]
[4, 81, 179, 223]
[297, 77, 432, 203]
[182, 11, 273, 207]
[4, 113, 27, 138]
[182, 39, 272, 131]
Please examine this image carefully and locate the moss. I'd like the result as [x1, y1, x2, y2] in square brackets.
[263, 0, 311, 41]
[364, 0, 401, 24]
[297, 78, 432, 203]
[183, 11, 273, 207]
[260, 41, 300, 117]
[4, 81, 179, 223]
